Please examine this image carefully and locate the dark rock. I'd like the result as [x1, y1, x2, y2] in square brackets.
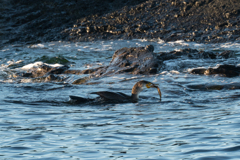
[2, 0, 240, 46]
[218, 50, 235, 59]
[81, 67, 103, 74]
[64, 67, 104, 75]
[29, 64, 53, 78]
[135, 24, 149, 33]
[196, 51, 217, 59]
[187, 84, 224, 91]
[72, 77, 90, 85]
[187, 83, 240, 91]
[15, 46, 240, 83]
[22, 63, 69, 78]
[157, 48, 218, 60]
[67, 45, 162, 82]
[189, 68, 207, 75]
[204, 64, 240, 77]
[63, 70, 82, 75]
[22, 73, 33, 77]
[16, 45, 163, 83]
[157, 52, 177, 61]
[145, 45, 154, 52]
[49, 65, 70, 74]
[96, 45, 162, 75]
[45, 74, 63, 82]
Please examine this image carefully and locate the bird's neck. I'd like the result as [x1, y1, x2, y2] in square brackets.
[131, 93, 139, 102]
[131, 85, 142, 102]
[131, 81, 145, 102]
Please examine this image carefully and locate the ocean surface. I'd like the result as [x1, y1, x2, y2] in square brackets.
[1, 39, 240, 160]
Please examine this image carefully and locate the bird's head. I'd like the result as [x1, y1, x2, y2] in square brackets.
[132, 80, 161, 101]
[146, 82, 158, 89]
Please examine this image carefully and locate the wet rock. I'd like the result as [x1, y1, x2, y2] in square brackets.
[94, 45, 162, 75]
[189, 68, 207, 75]
[217, 50, 235, 59]
[157, 48, 218, 60]
[49, 65, 70, 74]
[187, 84, 224, 91]
[72, 77, 90, 85]
[145, 44, 154, 52]
[21, 63, 69, 78]
[67, 45, 162, 85]
[22, 73, 33, 78]
[45, 74, 64, 82]
[204, 64, 240, 77]
[64, 67, 104, 75]
[15, 46, 240, 84]
[190, 64, 240, 77]
[157, 52, 177, 61]
[187, 83, 240, 91]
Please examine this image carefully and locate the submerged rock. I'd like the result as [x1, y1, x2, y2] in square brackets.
[189, 68, 207, 75]
[75, 47, 235, 78]
[12, 46, 240, 84]
[157, 48, 233, 60]
[13, 45, 162, 83]
[204, 64, 240, 77]
[190, 64, 240, 77]
[187, 82, 240, 91]
[217, 51, 236, 59]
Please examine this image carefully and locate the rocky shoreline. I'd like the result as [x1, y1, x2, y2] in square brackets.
[1, 0, 240, 47]
[15, 45, 240, 85]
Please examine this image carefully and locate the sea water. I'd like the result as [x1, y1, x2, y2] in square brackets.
[1, 39, 240, 159]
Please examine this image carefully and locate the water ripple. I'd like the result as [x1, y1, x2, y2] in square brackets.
[1, 40, 240, 159]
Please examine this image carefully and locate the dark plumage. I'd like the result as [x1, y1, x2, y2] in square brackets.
[69, 80, 161, 104]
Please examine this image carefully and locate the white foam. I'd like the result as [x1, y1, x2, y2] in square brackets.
[170, 70, 180, 74]
[7, 60, 23, 66]
[28, 43, 46, 48]
[187, 67, 206, 72]
[159, 71, 168, 75]
[20, 61, 44, 70]
[20, 61, 63, 70]
[212, 64, 221, 69]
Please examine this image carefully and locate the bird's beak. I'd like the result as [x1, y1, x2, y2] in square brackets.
[153, 85, 161, 101]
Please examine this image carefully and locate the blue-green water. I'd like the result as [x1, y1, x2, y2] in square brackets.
[1, 39, 240, 159]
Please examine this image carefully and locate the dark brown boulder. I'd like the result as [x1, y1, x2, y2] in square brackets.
[93, 45, 162, 76]
[189, 68, 207, 75]
[204, 64, 240, 77]
[217, 51, 235, 59]
[157, 48, 218, 60]
[189, 64, 240, 77]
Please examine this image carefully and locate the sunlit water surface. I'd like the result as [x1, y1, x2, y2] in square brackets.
[1, 39, 240, 159]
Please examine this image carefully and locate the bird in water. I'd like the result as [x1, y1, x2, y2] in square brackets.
[69, 80, 161, 104]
